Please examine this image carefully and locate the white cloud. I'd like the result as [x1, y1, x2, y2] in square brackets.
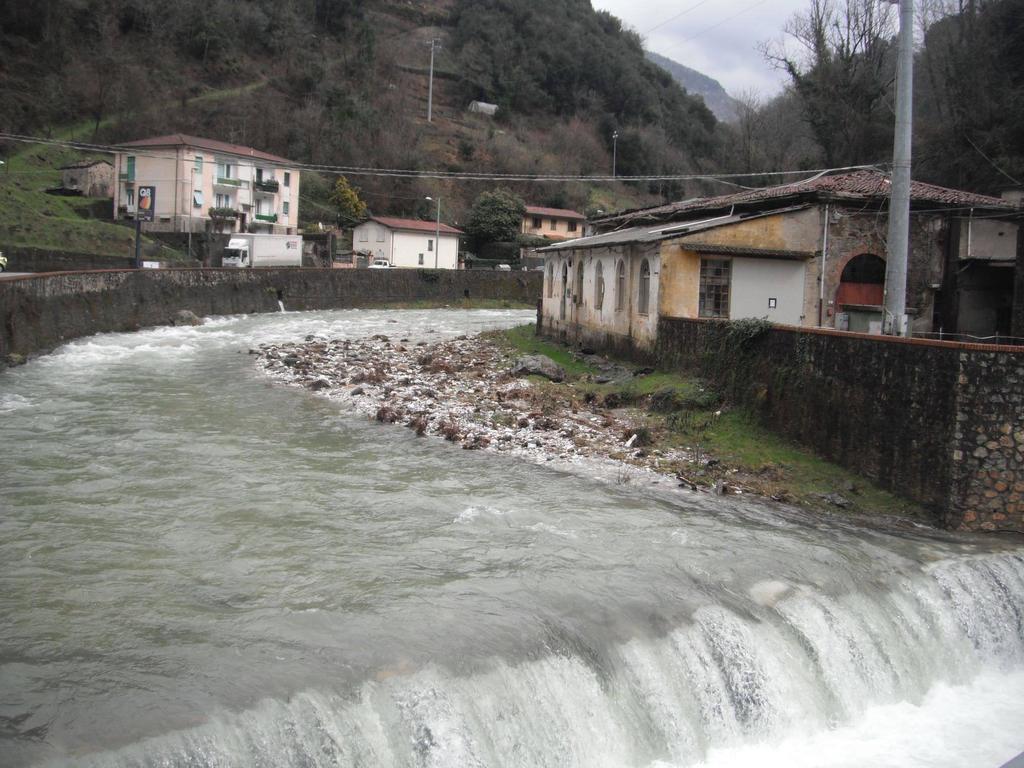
[593, 0, 809, 97]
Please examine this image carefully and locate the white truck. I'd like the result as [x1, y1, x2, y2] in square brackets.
[222, 234, 303, 268]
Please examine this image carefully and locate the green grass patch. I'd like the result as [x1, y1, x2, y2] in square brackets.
[486, 324, 597, 377]
[0, 145, 185, 259]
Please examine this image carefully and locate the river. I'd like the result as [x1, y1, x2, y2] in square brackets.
[1, 308, 1022, 768]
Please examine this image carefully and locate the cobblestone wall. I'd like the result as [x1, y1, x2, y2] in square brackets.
[952, 350, 1024, 531]
[655, 317, 1023, 532]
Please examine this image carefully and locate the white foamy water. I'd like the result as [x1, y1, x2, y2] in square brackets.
[1, 308, 1022, 768]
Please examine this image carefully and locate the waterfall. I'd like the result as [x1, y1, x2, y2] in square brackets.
[277, 299, 286, 313]
[64, 552, 1024, 768]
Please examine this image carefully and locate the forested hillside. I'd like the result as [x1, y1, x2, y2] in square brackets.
[0, 0, 725, 225]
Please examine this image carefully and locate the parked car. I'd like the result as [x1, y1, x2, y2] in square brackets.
[369, 260, 392, 269]
[495, 263, 511, 271]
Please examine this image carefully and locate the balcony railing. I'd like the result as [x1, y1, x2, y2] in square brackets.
[208, 207, 240, 220]
[254, 213, 278, 223]
[254, 179, 279, 193]
[215, 176, 242, 187]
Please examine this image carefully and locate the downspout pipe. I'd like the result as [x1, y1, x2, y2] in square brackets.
[820, 203, 830, 326]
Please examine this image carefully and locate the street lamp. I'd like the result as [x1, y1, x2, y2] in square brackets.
[425, 196, 441, 269]
[612, 131, 619, 178]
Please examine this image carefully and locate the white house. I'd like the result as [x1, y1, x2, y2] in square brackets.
[353, 216, 463, 269]
[112, 134, 301, 235]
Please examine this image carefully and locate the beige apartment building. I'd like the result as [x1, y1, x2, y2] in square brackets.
[521, 205, 585, 241]
[112, 134, 301, 235]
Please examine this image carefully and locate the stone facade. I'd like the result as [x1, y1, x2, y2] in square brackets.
[654, 317, 1023, 532]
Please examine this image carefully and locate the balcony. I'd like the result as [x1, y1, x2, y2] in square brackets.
[215, 176, 244, 188]
[254, 179, 279, 193]
[254, 213, 278, 223]
[208, 207, 240, 220]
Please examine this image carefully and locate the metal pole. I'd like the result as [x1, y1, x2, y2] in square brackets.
[188, 168, 194, 262]
[427, 39, 438, 123]
[883, 0, 914, 336]
[134, 215, 141, 269]
[435, 196, 441, 269]
[612, 131, 619, 178]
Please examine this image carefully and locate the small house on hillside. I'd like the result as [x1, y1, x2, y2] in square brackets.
[468, 101, 499, 116]
[352, 216, 463, 269]
[59, 160, 113, 197]
[539, 170, 1021, 352]
[522, 206, 586, 242]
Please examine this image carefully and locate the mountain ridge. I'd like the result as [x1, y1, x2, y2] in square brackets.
[645, 51, 739, 123]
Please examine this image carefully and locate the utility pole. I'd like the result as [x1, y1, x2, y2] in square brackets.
[883, 0, 914, 336]
[426, 39, 441, 123]
[612, 131, 619, 178]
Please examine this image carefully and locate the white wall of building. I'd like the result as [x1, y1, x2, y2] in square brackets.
[352, 222, 459, 268]
[729, 258, 807, 326]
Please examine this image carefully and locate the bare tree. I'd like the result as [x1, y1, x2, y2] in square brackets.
[763, 0, 898, 168]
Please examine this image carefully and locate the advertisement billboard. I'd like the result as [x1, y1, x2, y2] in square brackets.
[137, 186, 156, 222]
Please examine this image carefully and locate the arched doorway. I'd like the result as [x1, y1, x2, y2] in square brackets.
[836, 253, 885, 332]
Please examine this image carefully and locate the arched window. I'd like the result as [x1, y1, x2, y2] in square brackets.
[546, 261, 554, 298]
[561, 262, 569, 297]
[594, 261, 605, 310]
[615, 260, 626, 311]
[575, 260, 585, 305]
[638, 259, 651, 315]
[838, 253, 886, 307]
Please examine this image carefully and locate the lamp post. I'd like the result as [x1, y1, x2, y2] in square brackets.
[188, 167, 195, 262]
[612, 130, 619, 178]
[425, 195, 441, 269]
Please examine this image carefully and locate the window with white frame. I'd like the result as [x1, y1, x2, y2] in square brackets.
[194, 156, 203, 173]
[418, 254, 424, 265]
[359, 227, 368, 242]
[427, 239, 434, 252]
[283, 201, 290, 216]
[284, 172, 291, 187]
[215, 193, 231, 209]
[193, 191, 203, 208]
[376, 228, 385, 242]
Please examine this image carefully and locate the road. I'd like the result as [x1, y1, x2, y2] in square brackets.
[0, 272, 30, 280]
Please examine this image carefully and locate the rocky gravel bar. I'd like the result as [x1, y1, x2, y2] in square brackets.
[254, 332, 695, 484]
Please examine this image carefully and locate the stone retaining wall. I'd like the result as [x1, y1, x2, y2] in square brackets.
[653, 317, 1024, 532]
[0, 268, 541, 363]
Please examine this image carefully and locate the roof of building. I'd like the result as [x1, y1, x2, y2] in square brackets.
[525, 205, 586, 220]
[116, 134, 294, 165]
[595, 169, 1018, 227]
[540, 206, 814, 254]
[367, 216, 464, 236]
[59, 160, 112, 170]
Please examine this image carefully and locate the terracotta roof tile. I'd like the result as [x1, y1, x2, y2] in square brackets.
[369, 216, 464, 235]
[599, 170, 1017, 226]
[117, 134, 294, 165]
[525, 205, 586, 220]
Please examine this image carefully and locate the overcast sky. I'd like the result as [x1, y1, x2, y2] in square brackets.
[592, 0, 810, 98]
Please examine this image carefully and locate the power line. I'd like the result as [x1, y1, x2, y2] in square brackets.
[0, 132, 885, 185]
[642, 0, 715, 35]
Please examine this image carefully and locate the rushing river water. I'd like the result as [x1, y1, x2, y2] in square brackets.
[1, 308, 1023, 768]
